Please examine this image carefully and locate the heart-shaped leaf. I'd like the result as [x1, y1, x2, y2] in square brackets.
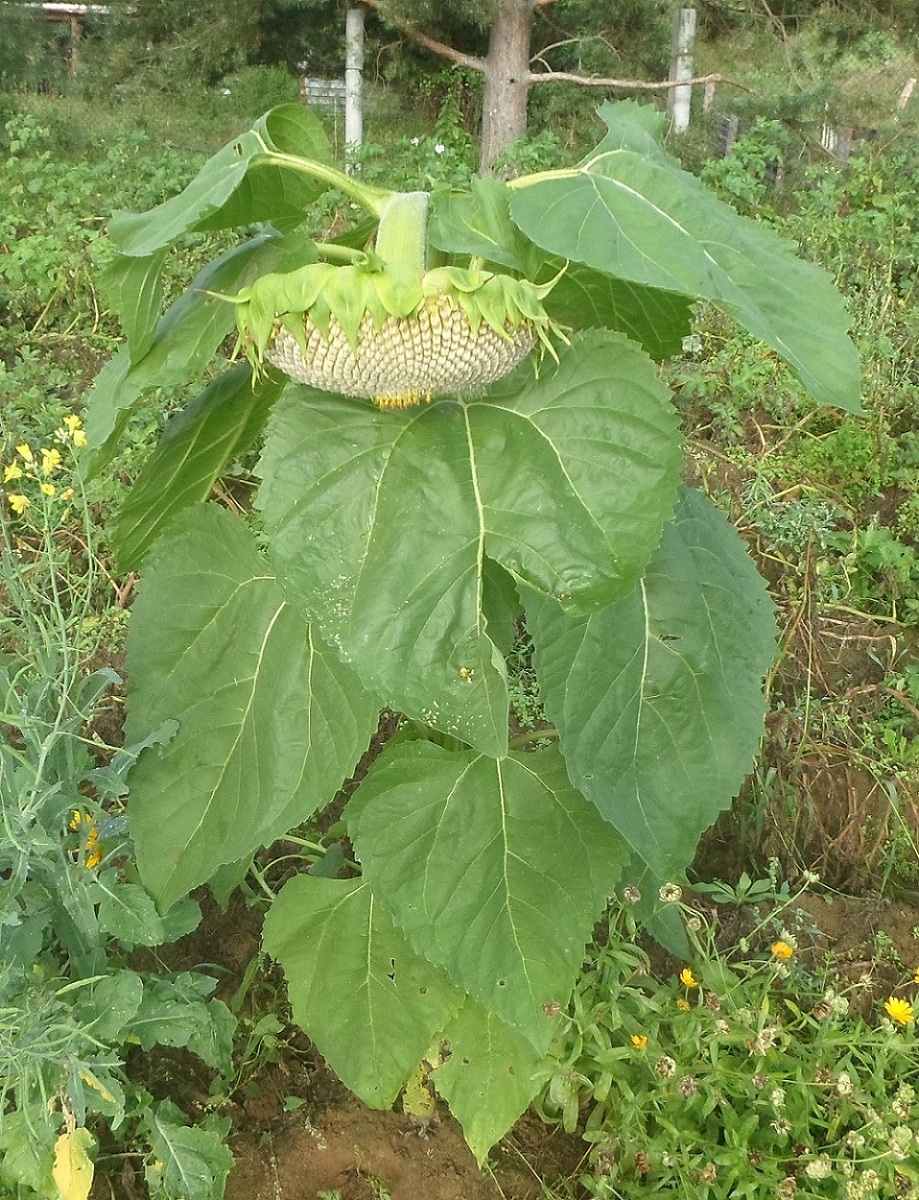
[262, 875, 462, 1107]
[529, 486, 778, 878]
[257, 332, 681, 755]
[126, 505, 379, 908]
[109, 105, 332, 255]
[510, 101, 861, 412]
[348, 742, 628, 1050]
[432, 997, 545, 1164]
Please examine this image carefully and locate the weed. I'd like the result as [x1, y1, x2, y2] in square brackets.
[0, 426, 235, 1197]
[539, 895, 919, 1200]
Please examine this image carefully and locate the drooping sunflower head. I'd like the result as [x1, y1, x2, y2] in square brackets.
[232, 259, 561, 408]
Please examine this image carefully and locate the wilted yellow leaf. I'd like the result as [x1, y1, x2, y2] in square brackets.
[52, 1128, 95, 1200]
[79, 1068, 116, 1104]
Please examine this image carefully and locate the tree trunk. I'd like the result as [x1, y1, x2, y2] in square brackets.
[478, 0, 533, 174]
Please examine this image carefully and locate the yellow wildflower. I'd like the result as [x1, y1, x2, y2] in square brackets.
[72, 429, 87, 448]
[84, 826, 103, 869]
[40, 483, 56, 497]
[7, 493, 29, 515]
[40, 447, 62, 475]
[16, 443, 33, 463]
[3, 463, 23, 483]
[913, 966, 919, 986]
[771, 940, 795, 961]
[677, 998, 691, 1012]
[69, 810, 103, 869]
[884, 996, 914, 1027]
[630, 1034, 648, 1049]
[680, 968, 700, 989]
[59, 487, 75, 502]
[63, 414, 82, 432]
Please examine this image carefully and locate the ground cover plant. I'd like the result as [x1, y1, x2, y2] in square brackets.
[538, 883, 919, 1199]
[69, 94, 865, 1173]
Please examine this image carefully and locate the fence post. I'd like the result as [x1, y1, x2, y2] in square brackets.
[668, 7, 697, 134]
[345, 6, 365, 171]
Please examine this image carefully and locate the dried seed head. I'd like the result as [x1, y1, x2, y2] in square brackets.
[267, 295, 538, 407]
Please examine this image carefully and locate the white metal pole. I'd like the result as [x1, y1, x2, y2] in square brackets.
[668, 8, 697, 134]
[345, 6, 365, 172]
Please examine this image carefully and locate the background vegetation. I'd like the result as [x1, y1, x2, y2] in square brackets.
[2, 1, 919, 1196]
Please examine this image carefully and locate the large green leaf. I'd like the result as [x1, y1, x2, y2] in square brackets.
[262, 875, 462, 1108]
[509, 101, 861, 412]
[428, 181, 692, 359]
[96, 249, 167, 363]
[111, 364, 286, 573]
[143, 1103, 233, 1200]
[125, 505, 379, 909]
[347, 742, 629, 1050]
[83, 236, 270, 474]
[432, 998, 544, 1164]
[109, 105, 332, 255]
[529, 486, 778, 879]
[256, 333, 681, 756]
[109, 133, 262, 255]
[545, 264, 693, 362]
[83, 231, 315, 478]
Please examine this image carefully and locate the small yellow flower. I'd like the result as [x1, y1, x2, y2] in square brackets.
[884, 996, 914, 1027]
[771, 940, 795, 961]
[40, 483, 56, 497]
[84, 826, 103, 869]
[69, 810, 103, 869]
[677, 998, 691, 1012]
[7, 493, 30, 515]
[630, 1034, 648, 1049]
[3, 463, 23, 483]
[40, 447, 62, 475]
[913, 966, 919, 986]
[72, 429, 87, 448]
[680, 968, 700, 989]
[59, 487, 75, 502]
[16, 443, 33, 463]
[63, 414, 82, 432]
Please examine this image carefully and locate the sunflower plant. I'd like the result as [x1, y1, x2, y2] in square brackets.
[83, 102, 861, 1160]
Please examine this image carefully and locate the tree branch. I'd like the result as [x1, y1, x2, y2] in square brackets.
[526, 69, 754, 94]
[359, 0, 486, 73]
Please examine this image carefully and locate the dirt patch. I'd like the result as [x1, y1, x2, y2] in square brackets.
[795, 892, 919, 974]
[224, 1062, 582, 1200]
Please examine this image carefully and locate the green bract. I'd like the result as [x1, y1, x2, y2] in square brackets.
[86, 100, 860, 1163]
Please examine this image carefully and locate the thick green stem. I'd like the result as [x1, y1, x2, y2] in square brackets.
[505, 166, 580, 192]
[252, 138, 392, 216]
[374, 192, 430, 272]
[314, 243, 381, 269]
